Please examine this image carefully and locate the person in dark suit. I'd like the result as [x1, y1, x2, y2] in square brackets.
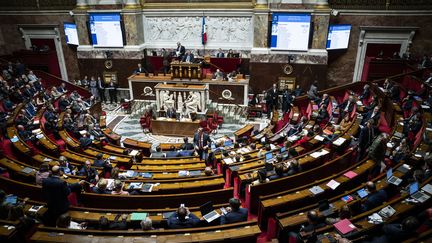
[370, 216, 420, 242]
[216, 48, 225, 58]
[106, 80, 118, 104]
[176, 42, 186, 59]
[316, 104, 329, 124]
[361, 106, 381, 126]
[180, 137, 194, 151]
[282, 89, 294, 113]
[361, 181, 388, 212]
[167, 206, 200, 229]
[134, 63, 148, 75]
[182, 51, 194, 63]
[220, 198, 248, 224]
[265, 84, 279, 118]
[338, 95, 355, 119]
[359, 84, 371, 101]
[79, 133, 92, 148]
[358, 119, 376, 157]
[78, 160, 99, 184]
[193, 128, 211, 160]
[42, 166, 82, 226]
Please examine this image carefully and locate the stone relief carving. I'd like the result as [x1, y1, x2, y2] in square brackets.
[145, 16, 252, 44]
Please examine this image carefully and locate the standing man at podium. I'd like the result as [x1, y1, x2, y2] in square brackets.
[176, 42, 186, 60]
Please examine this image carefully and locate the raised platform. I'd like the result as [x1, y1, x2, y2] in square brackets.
[151, 118, 200, 137]
[128, 74, 249, 105]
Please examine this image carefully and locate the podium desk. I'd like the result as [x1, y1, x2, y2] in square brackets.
[152, 118, 200, 137]
[170, 62, 202, 80]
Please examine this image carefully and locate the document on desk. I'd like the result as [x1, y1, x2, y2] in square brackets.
[326, 179, 340, 190]
[309, 186, 324, 195]
[314, 135, 325, 141]
[333, 137, 346, 146]
[223, 158, 234, 165]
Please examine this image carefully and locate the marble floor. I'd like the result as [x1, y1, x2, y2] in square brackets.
[104, 103, 268, 150]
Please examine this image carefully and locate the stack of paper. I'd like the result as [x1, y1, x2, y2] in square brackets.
[129, 150, 139, 156]
[314, 135, 325, 141]
[106, 179, 115, 190]
[333, 137, 346, 146]
[29, 205, 43, 213]
[327, 180, 340, 190]
[310, 149, 330, 158]
[178, 170, 189, 177]
[129, 182, 143, 190]
[343, 171, 358, 179]
[309, 186, 324, 195]
[223, 158, 234, 165]
[131, 212, 148, 220]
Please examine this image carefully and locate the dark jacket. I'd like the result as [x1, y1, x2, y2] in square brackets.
[42, 175, 70, 214]
[362, 189, 387, 212]
[220, 208, 248, 225]
[167, 212, 200, 229]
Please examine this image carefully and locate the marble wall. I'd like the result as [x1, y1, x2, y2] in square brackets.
[326, 14, 432, 87]
[253, 12, 269, 48]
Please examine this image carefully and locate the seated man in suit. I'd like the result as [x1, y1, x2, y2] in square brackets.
[338, 95, 355, 119]
[182, 51, 194, 63]
[180, 137, 194, 150]
[167, 205, 200, 229]
[176, 42, 186, 59]
[79, 133, 93, 148]
[216, 48, 225, 58]
[361, 181, 388, 212]
[150, 146, 166, 158]
[134, 63, 148, 75]
[220, 198, 248, 224]
[361, 106, 381, 126]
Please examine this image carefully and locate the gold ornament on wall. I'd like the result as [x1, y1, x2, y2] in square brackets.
[105, 60, 113, 70]
[282, 64, 293, 75]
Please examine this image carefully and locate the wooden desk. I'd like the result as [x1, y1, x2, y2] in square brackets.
[170, 61, 202, 80]
[234, 124, 254, 140]
[122, 138, 152, 156]
[6, 127, 32, 156]
[152, 118, 200, 137]
[102, 127, 121, 146]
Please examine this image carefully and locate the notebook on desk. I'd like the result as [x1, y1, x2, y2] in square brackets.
[334, 219, 357, 235]
[357, 188, 368, 199]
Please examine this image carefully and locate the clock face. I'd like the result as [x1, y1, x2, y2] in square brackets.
[105, 60, 113, 70]
[283, 64, 293, 75]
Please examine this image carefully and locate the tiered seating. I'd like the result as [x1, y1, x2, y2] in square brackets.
[0, 57, 430, 242]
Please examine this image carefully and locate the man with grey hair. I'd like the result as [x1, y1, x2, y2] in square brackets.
[140, 217, 153, 230]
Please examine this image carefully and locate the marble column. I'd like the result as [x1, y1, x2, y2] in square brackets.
[124, 0, 140, 9]
[253, 9, 269, 49]
[76, 0, 88, 9]
[74, 11, 90, 46]
[311, 13, 330, 49]
[303, 0, 329, 7]
[122, 10, 144, 46]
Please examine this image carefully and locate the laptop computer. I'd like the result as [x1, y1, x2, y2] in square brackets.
[386, 168, 402, 186]
[5, 195, 17, 205]
[265, 152, 275, 163]
[410, 182, 431, 203]
[224, 140, 233, 147]
[200, 201, 220, 223]
[357, 188, 368, 199]
[280, 147, 286, 154]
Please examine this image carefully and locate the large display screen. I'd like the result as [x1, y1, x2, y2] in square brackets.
[326, 24, 351, 50]
[64, 23, 79, 45]
[270, 13, 311, 51]
[89, 13, 124, 48]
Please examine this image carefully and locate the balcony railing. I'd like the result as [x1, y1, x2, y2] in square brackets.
[0, 0, 76, 11]
[329, 0, 432, 10]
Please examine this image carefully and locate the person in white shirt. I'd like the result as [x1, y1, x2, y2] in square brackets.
[27, 71, 38, 82]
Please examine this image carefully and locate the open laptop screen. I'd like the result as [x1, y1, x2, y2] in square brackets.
[409, 182, 419, 195]
[386, 168, 392, 180]
[199, 201, 214, 216]
[265, 152, 273, 162]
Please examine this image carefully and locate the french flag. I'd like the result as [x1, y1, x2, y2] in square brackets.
[202, 16, 207, 45]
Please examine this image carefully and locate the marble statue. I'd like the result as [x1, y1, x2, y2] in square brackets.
[184, 91, 200, 114]
[160, 90, 175, 111]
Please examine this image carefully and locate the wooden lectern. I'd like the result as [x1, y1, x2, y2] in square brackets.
[170, 61, 202, 80]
